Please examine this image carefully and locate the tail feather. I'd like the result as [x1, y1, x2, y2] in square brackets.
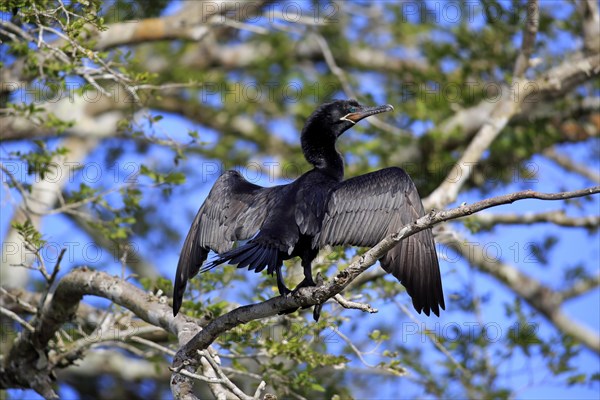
[204, 241, 282, 276]
[251, 247, 271, 272]
[235, 244, 264, 270]
[230, 243, 260, 267]
[266, 251, 280, 275]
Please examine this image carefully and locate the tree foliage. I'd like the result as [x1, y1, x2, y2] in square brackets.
[1, 1, 599, 399]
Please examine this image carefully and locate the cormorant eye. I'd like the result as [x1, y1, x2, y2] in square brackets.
[348, 107, 356, 113]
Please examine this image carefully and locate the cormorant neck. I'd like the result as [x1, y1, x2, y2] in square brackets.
[301, 135, 344, 181]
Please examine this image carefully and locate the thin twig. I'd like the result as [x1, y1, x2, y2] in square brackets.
[333, 294, 378, 313]
[130, 336, 176, 356]
[544, 148, 600, 183]
[0, 162, 35, 215]
[0, 287, 38, 314]
[168, 365, 224, 384]
[200, 350, 255, 400]
[333, 327, 379, 370]
[37, 247, 67, 316]
[559, 274, 600, 301]
[0, 306, 35, 332]
[397, 301, 471, 379]
[466, 210, 600, 229]
[252, 381, 267, 400]
[513, 0, 540, 79]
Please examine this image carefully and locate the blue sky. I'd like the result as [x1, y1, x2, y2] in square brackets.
[2, 1, 599, 398]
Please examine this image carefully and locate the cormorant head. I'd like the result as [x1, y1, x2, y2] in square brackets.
[302, 99, 394, 140]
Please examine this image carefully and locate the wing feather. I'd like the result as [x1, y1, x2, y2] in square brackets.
[173, 170, 284, 315]
[317, 167, 445, 316]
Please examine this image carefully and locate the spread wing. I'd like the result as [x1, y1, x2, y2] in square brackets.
[316, 167, 444, 316]
[173, 170, 285, 315]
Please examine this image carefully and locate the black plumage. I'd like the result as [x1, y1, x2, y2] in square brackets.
[173, 100, 445, 320]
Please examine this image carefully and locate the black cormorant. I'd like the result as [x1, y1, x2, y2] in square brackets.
[173, 100, 444, 320]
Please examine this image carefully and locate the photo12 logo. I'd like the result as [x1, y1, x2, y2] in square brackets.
[401, 321, 539, 343]
[1, 241, 141, 265]
[200, 1, 340, 24]
[400, 1, 538, 24]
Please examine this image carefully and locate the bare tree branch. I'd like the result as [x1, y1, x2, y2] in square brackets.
[0, 305, 35, 332]
[0, 286, 166, 335]
[1, 268, 204, 398]
[0, 1, 268, 89]
[201, 350, 254, 400]
[577, 0, 600, 54]
[425, 93, 519, 209]
[513, 0, 540, 79]
[466, 210, 600, 229]
[543, 147, 600, 183]
[333, 294, 377, 314]
[90, 1, 269, 51]
[559, 274, 600, 301]
[58, 350, 169, 381]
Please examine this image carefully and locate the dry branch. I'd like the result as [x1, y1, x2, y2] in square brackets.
[467, 210, 600, 229]
[513, 0, 540, 79]
[559, 274, 600, 301]
[0, 268, 203, 398]
[543, 148, 600, 183]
